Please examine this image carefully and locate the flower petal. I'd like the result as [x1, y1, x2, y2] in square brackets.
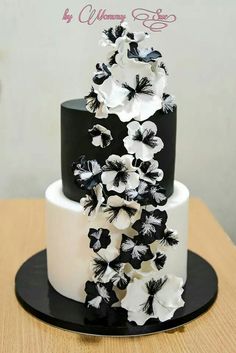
[107, 195, 124, 208]
[97, 77, 128, 108]
[126, 172, 140, 190]
[121, 279, 149, 312]
[112, 208, 131, 230]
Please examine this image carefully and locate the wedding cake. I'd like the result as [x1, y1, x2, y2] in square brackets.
[45, 23, 189, 326]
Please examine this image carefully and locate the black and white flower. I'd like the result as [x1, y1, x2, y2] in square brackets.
[88, 228, 111, 252]
[96, 76, 128, 109]
[93, 63, 111, 85]
[125, 180, 147, 202]
[121, 274, 185, 325]
[104, 195, 140, 230]
[85, 87, 109, 119]
[138, 159, 163, 185]
[162, 93, 176, 113]
[72, 156, 102, 190]
[100, 23, 127, 49]
[101, 154, 139, 193]
[119, 234, 153, 269]
[126, 180, 167, 207]
[80, 184, 104, 216]
[91, 248, 123, 283]
[160, 228, 179, 246]
[85, 281, 118, 318]
[128, 42, 162, 63]
[111, 271, 130, 290]
[152, 252, 167, 271]
[149, 183, 167, 206]
[124, 121, 164, 161]
[132, 209, 167, 245]
[89, 124, 113, 148]
[110, 74, 163, 122]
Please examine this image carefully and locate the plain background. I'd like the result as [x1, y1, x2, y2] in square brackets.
[0, 0, 236, 243]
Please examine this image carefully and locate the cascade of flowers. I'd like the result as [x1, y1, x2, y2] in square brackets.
[72, 22, 184, 325]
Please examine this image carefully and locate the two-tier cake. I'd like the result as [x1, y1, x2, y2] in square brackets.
[45, 23, 189, 325]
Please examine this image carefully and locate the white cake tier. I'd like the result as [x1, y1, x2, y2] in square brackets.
[45, 180, 189, 303]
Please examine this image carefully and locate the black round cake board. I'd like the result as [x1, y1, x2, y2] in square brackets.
[15, 250, 218, 336]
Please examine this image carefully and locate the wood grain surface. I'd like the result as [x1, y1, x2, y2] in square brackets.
[0, 198, 235, 353]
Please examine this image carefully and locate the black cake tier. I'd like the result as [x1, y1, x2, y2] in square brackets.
[61, 99, 176, 202]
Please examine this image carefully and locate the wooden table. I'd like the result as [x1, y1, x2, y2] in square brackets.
[0, 198, 235, 353]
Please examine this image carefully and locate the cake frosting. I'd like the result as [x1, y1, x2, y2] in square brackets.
[46, 22, 189, 326]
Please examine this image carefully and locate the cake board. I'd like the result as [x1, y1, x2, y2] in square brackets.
[15, 250, 218, 336]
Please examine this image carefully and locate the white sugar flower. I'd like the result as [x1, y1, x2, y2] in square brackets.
[101, 154, 139, 193]
[88, 124, 113, 148]
[121, 274, 185, 325]
[85, 87, 109, 119]
[107, 56, 164, 122]
[123, 121, 164, 161]
[138, 159, 164, 185]
[104, 195, 140, 230]
[109, 57, 166, 122]
[99, 23, 127, 49]
[91, 246, 122, 283]
[96, 77, 128, 109]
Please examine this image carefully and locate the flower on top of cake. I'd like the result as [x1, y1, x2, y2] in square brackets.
[85, 22, 176, 121]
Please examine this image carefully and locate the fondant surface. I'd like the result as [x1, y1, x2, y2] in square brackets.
[46, 180, 189, 303]
[61, 99, 177, 202]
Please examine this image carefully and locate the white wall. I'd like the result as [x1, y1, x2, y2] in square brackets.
[0, 0, 236, 243]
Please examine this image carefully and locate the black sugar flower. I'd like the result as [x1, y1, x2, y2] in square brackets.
[126, 180, 167, 208]
[149, 183, 167, 207]
[85, 281, 118, 318]
[119, 234, 153, 269]
[152, 252, 167, 271]
[132, 209, 167, 244]
[111, 271, 130, 290]
[88, 228, 111, 252]
[160, 228, 179, 246]
[72, 156, 102, 190]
